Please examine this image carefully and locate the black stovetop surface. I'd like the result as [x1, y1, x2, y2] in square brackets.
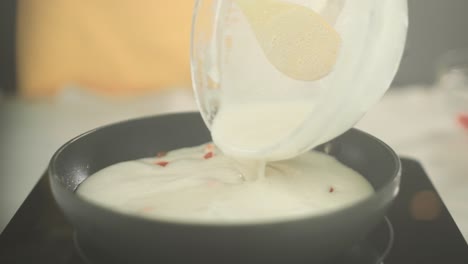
[0, 158, 467, 263]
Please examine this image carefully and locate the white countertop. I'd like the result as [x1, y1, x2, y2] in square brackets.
[1, 86, 467, 242]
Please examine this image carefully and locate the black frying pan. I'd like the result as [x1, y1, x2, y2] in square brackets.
[49, 112, 401, 264]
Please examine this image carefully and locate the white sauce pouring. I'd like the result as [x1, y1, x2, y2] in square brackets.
[76, 0, 407, 224]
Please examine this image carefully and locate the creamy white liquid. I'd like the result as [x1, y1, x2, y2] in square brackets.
[211, 101, 313, 160]
[77, 143, 374, 224]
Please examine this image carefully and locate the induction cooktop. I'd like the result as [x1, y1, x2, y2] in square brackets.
[0, 159, 467, 263]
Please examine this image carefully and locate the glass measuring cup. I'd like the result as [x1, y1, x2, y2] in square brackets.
[191, 0, 408, 161]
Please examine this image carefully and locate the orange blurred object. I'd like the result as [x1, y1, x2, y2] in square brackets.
[17, 0, 193, 98]
[458, 113, 468, 130]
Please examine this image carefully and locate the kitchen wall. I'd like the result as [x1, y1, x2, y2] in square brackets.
[394, 0, 468, 86]
[1, 0, 468, 94]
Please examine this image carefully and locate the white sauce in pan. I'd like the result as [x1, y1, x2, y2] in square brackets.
[77, 143, 373, 224]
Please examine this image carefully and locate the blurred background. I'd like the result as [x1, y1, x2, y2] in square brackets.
[0, 0, 467, 240]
